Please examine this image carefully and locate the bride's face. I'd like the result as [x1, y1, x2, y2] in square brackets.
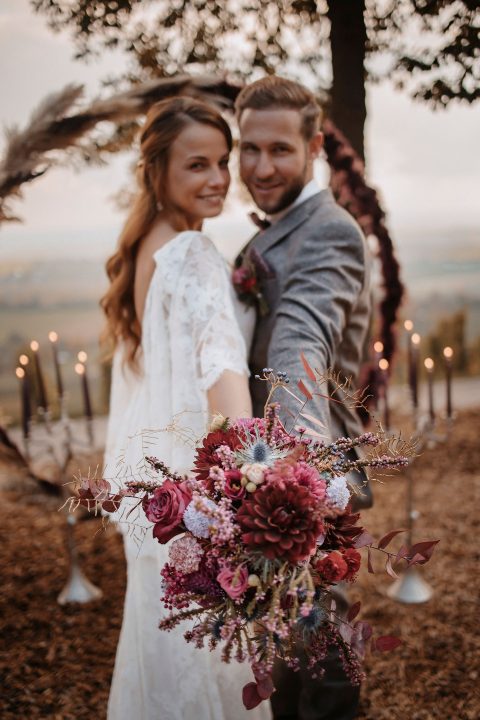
[165, 122, 231, 227]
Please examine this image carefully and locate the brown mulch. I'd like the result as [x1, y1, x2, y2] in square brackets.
[1, 411, 479, 719]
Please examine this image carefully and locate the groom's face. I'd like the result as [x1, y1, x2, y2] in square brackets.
[239, 108, 317, 215]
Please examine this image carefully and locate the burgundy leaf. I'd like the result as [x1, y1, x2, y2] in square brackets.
[377, 528, 407, 550]
[375, 636, 403, 652]
[242, 683, 263, 710]
[385, 555, 398, 579]
[407, 540, 439, 565]
[256, 676, 275, 700]
[395, 544, 410, 564]
[367, 546, 375, 574]
[300, 352, 317, 382]
[408, 552, 426, 566]
[354, 531, 375, 549]
[297, 379, 313, 400]
[347, 600, 361, 623]
[299, 411, 326, 428]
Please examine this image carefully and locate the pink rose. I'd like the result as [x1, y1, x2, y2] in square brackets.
[142, 480, 192, 544]
[217, 564, 249, 600]
[232, 267, 249, 285]
[224, 469, 246, 500]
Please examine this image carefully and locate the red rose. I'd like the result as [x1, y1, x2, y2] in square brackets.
[142, 480, 192, 544]
[224, 469, 246, 500]
[315, 551, 348, 583]
[342, 548, 361, 581]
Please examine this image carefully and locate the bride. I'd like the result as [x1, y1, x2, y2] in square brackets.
[101, 96, 271, 720]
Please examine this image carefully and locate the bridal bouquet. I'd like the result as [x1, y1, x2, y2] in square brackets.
[76, 367, 437, 710]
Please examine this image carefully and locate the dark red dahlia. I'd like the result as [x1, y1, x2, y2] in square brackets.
[193, 427, 242, 490]
[322, 507, 364, 551]
[237, 483, 323, 563]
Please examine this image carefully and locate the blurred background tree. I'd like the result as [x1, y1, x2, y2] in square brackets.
[32, 0, 480, 161]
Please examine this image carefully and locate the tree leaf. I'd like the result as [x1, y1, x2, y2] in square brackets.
[299, 411, 326, 428]
[354, 531, 375, 548]
[347, 600, 361, 622]
[367, 545, 375, 574]
[377, 528, 407, 550]
[385, 555, 398, 579]
[242, 683, 263, 710]
[407, 540, 439, 566]
[395, 544, 410, 564]
[297, 379, 313, 400]
[375, 636, 403, 652]
[256, 676, 275, 700]
[300, 351, 316, 382]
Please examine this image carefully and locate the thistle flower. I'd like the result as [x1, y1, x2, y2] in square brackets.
[235, 426, 289, 467]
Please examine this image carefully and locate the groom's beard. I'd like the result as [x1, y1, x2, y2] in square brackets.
[251, 162, 309, 216]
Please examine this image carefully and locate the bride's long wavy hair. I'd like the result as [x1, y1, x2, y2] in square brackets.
[100, 97, 233, 368]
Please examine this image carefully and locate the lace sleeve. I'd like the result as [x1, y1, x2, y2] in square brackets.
[178, 233, 249, 391]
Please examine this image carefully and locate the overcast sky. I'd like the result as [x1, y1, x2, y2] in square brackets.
[0, 0, 478, 264]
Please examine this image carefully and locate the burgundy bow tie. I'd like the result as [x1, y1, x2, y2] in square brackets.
[249, 211, 271, 231]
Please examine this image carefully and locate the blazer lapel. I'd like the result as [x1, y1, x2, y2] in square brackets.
[252, 189, 334, 255]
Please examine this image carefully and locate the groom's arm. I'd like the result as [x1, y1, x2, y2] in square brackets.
[267, 219, 367, 439]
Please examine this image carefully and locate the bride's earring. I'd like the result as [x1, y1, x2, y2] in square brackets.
[156, 200, 163, 212]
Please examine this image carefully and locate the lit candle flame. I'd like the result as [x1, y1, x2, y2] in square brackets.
[30, 340, 39, 352]
[75, 362, 85, 376]
[16, 367, 25, 379]
[424, 358, 434, 371]
[77, 351, 88, 363]
[49, 331, 58, 343]
[404, 320, 413, 332]
[19, 354, 29, 366]
[443, 346, 453, 359]
[374, 341, 384, 353]
[379, 359, 389, 371]
[411, 333, 421, 345]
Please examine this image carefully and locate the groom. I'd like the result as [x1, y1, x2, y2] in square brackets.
[235, 76, 372, 720]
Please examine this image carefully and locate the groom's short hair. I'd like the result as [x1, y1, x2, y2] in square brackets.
[235, 76, 322, 141]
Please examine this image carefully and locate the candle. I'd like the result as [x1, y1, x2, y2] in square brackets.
[379, 358, 390, 430]
[30, 340, 48, 411]
[410, 333, 421, 409]
[443, 347, 454, 419]
[49, 331, 64, 399]
[373, 341, 384, 408]
[75, 361, 93, 421]
[424, 358, 435, 423]
[404, 320, 414, 396]
[16, 366, 31, 440]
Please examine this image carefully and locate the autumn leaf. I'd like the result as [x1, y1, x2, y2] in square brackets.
[374, 636, 403, 652]
[300, 351, 316, 382]
[378, 528, 407, 550]
[347, 601, 361, 623]
[297, 379, 313, 400]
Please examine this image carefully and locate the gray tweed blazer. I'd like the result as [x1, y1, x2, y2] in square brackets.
[243, 189, 372, 448]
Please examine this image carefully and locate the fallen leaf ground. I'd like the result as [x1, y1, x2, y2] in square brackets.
[1, 411, 479, 719]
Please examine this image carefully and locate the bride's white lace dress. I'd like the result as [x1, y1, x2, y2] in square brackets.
[104, 231, 271, 720]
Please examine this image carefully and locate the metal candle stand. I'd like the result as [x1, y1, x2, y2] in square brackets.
[19, 338, 102, 606]
[387, 384, 455, 603]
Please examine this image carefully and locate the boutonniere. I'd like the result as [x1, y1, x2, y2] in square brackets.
[232, 247, 275, 317]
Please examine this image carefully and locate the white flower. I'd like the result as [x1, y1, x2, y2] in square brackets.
[326, 476, 351, 511]
[240, 462, 267, 485]
[183, 498, 218, 538]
